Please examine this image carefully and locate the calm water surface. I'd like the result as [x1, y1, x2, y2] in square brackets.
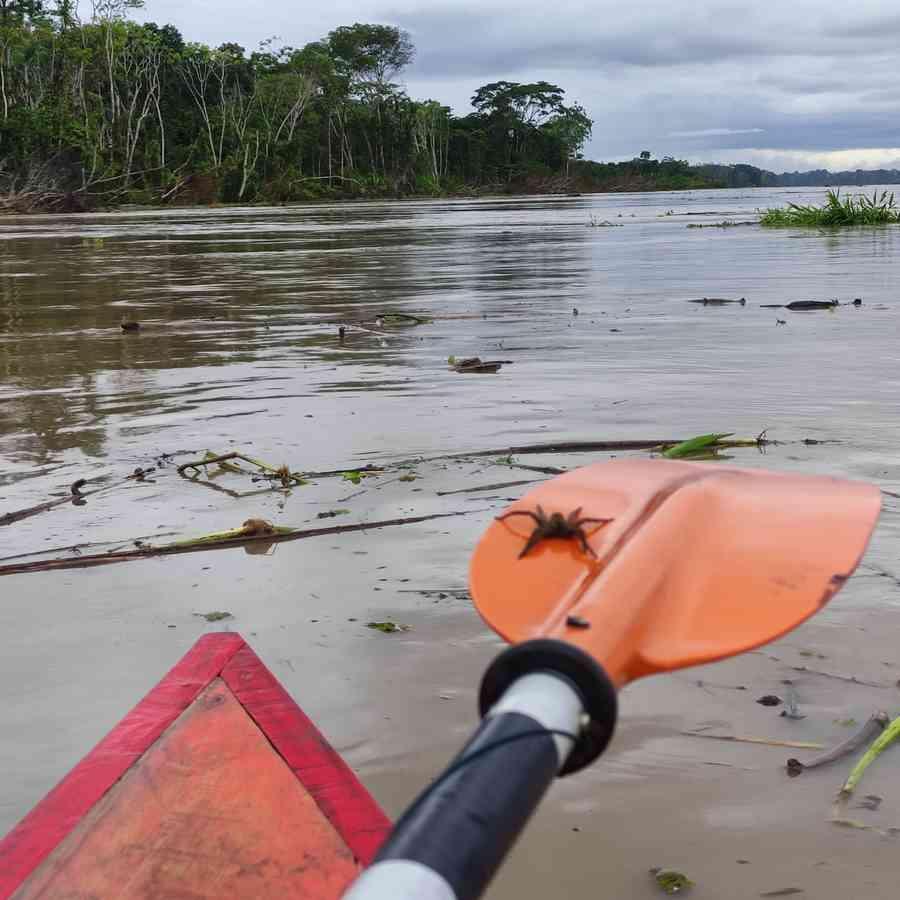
[3, 187, 900, 483]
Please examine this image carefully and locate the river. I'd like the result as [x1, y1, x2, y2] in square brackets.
[2, 187, 900, 898]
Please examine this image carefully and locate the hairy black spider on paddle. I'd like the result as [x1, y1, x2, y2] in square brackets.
[495, 505, 614, 559]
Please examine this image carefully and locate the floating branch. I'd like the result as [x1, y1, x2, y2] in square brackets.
[786, 712, 889, 777]
[0, 510, 477, 577]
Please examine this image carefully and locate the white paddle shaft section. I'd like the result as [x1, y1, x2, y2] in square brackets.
[341, 672, 584, 900]
[485, 671, 582, 765]
[343, 860, 456, 900]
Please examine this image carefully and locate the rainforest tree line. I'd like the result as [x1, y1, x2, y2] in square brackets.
[0, 0, 596, 207]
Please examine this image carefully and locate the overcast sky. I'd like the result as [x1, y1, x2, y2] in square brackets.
[133, 0, 900, 172]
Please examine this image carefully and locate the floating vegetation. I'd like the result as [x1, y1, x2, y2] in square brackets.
[194, 611, 233, 622]
[686, 220, 755, 229]
[341, 469, 378, 484]
[366, 621, 410, 634]
[177, 451, 306, 488]
[661, 433, 734, 459]
[760, 190, 900, 227]
[836, 714, 900, 800]
[375, 311, 431, 326]
[587, 215, 623, 227]
[650, 868, 694, 895]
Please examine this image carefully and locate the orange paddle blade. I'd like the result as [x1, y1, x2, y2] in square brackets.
[470, 460, 881, 688]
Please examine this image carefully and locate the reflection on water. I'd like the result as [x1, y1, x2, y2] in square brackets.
[3, 188, 900, 493]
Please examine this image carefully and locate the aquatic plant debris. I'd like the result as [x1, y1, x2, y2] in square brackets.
[0, 510, 476, 576]
[836, 713, 900, 800]
[650, 868, 693, 895]
[662, 433, 734, 459]
[194, 611, 233, 622]
[317, 509, 351, 519]
[761, 189, 900, 227]
[177, 451, 306, 487]
[366, 621, 410, 633]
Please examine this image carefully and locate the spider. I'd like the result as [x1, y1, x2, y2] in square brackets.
[495, 505, 614, 559]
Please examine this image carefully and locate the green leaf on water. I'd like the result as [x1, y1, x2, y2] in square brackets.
[650, 869, 694, 895]
[367, 621, 410, 634]
[342, 470, 363, 484]
[662, 433, 734, 459]
[399, 473, 417, 482]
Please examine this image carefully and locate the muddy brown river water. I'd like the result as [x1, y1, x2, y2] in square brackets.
[3, 188, 900, 898]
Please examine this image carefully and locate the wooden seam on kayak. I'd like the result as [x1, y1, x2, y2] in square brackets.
[0, 633, 390, 898]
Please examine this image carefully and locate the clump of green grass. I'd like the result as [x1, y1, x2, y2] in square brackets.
[760, 189, 900, 227]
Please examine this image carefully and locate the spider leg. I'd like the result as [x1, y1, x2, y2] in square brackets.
[576, 530, 598, 558]
[573, 516, 614, 527]
[495, 509, 541, 524]
[518, 531, 544, 558]
[566, 507, 584, 525]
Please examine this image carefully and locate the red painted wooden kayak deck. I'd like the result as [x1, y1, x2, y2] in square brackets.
[0, 634, 390, 899]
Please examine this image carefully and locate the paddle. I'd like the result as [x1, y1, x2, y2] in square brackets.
[344, 460, 881, 900]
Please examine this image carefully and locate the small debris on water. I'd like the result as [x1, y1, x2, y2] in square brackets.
[853, 794, 882, 811]
[367, 621, 410, 633]
[757, 695, 782, 706]
[317, 509, 350, 519]
[759, 890, 804, 897]
[650, 868, 694, 895]
[449, 356, 507, 374]
[194, 611, 233, 622]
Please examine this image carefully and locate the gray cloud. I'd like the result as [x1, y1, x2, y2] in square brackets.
[129, 0, 900, 171]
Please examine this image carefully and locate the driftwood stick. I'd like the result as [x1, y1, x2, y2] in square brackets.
[177, 452, 244, 476]
[787, 712, 889, 776]
[0, 510, 475, 577]
[790, 666, 888, 688]
[0, 495, 80, 527]
[1, 468, 153, 527]
[505, 462, 567, 475]
[681, 732, 824, 750]
[436, 479, 540, 496]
